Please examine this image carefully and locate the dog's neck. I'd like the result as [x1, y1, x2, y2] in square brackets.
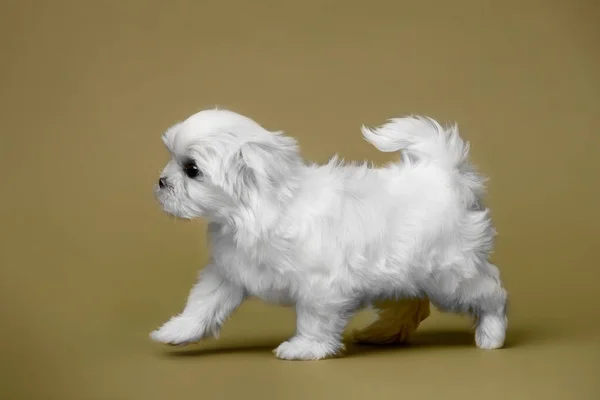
[223, 170, 302, 251]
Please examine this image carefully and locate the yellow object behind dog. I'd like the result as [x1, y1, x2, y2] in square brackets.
[353, 298, 430, 344]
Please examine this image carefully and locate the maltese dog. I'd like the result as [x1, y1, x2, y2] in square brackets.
[150, 108, 508, 360]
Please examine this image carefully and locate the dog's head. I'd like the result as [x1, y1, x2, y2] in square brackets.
[155, 109, 302, 221]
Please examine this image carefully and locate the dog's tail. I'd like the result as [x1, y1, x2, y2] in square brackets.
[361, 116, 486, 205]
[361, 116, 471, 170]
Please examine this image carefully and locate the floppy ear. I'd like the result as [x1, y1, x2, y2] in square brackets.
[228, 133, 301, 200]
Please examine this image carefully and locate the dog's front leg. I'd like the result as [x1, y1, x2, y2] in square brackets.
[274, 300, 356, 360]
[150, 264, 245, 346]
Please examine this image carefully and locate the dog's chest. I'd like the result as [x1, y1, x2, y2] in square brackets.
[211, 230, 296, 304]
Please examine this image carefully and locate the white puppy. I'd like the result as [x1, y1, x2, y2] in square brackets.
[150, 109, 508, 360]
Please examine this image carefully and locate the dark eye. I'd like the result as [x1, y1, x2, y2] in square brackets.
[182, 161, 201, 179]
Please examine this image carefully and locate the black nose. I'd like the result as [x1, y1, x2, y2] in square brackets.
[158, 177, 167, 188]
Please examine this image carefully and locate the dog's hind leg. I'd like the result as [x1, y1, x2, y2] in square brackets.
[353, 298, 430, 345]
[469, 270, 508, 350]
[427, 264, 508, 350]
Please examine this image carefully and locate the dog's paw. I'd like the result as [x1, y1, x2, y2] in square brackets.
[273, 337, 342, 361]
[475, 313, 506, 350]
[150, 315, 205, 346]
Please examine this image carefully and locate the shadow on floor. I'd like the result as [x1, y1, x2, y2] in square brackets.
[157, 326, 542, 360]
[158, 337, 282, 359]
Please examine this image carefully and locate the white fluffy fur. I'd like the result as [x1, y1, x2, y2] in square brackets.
[150, 109, 508, 360]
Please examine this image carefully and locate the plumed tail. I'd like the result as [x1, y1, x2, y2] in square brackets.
[361, 116, 470, 171]
[361, 116, 487, 207]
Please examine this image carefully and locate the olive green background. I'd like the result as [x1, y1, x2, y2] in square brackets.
[1, 1, 599, 399]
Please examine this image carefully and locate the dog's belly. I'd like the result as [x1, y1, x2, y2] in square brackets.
[244, 277, 296, 306]
[249, 288, 295, 305]
[223, 262, 297, 306]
